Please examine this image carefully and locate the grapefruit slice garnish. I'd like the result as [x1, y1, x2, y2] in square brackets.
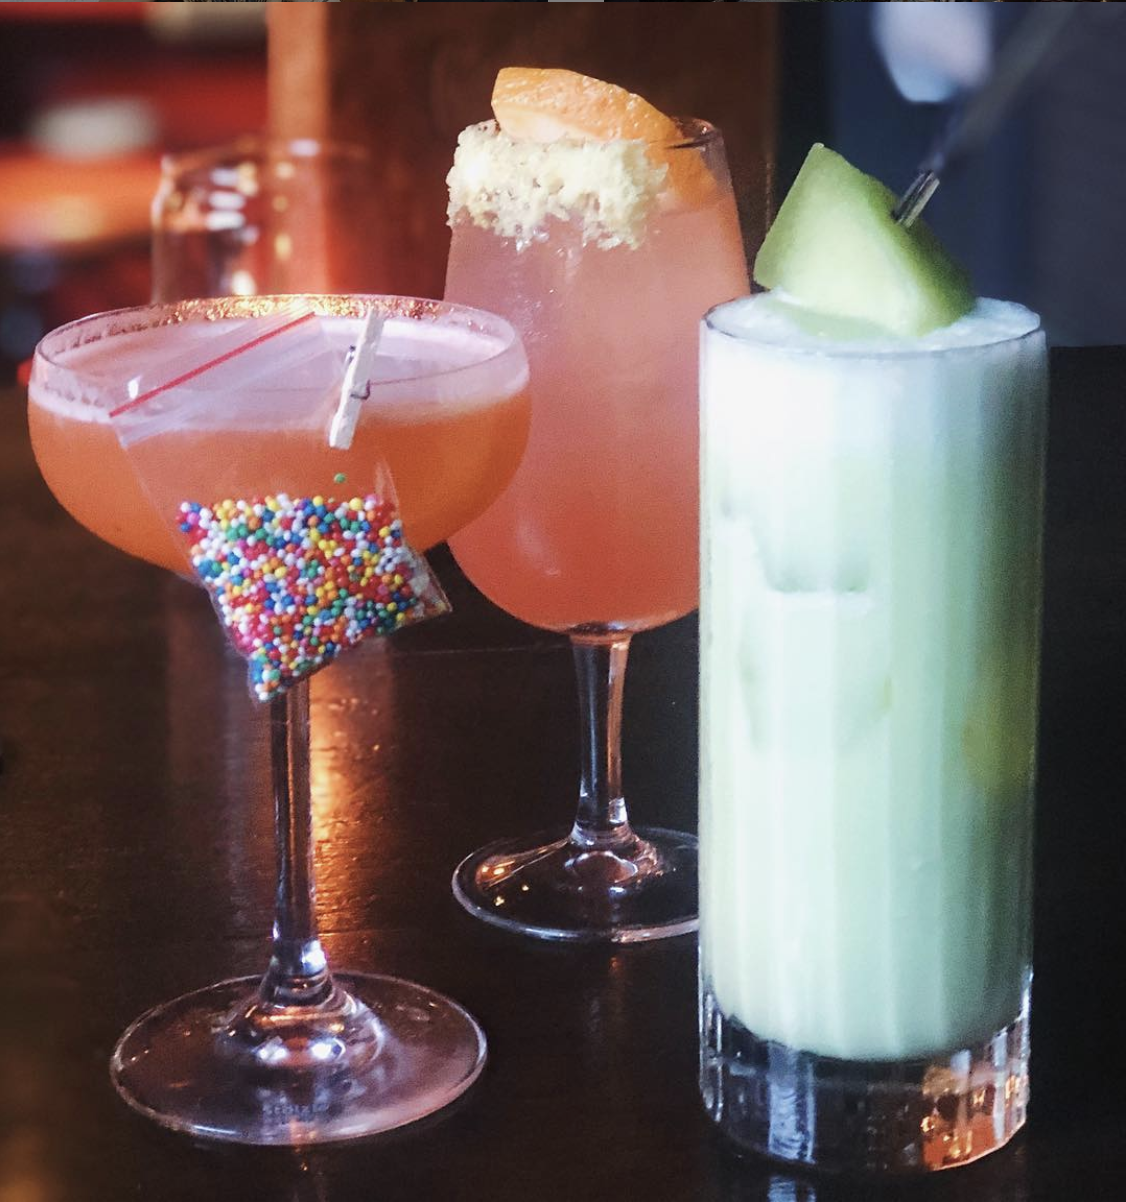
[491, 67, 713, 206]
[493, 67, 679, 144]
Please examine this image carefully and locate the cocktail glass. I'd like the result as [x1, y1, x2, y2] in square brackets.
[445, 119, 749, 942]
[698, 295, 1046, 1171]
[28, 295, 530, 1144]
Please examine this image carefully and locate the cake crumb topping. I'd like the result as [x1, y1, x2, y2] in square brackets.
[446, 121, 667, 251]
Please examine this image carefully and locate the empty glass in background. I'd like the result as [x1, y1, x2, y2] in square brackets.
[151, 137, 383, 304]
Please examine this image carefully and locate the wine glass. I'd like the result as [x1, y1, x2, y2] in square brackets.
[445, 119, 749, 941]
[28, 294, 530, 1143]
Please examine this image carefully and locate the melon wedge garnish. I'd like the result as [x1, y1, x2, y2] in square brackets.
[491, 67, 713, 206]
[754, 144, 974, 337]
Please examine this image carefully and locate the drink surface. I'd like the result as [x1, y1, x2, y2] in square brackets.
[445, 124, 748, 632]
[29, 312, 530, 566]
[700, 296, 1046, 1060]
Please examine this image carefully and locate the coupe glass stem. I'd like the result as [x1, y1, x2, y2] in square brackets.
[569, 633, 636, 852]
[260, 679, 334, 1008]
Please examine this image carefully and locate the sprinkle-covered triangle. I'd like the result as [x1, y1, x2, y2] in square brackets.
[178, 493, 447, 701]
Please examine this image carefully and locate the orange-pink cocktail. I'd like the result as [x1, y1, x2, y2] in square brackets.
[29, 297, 530, 563]
[26, 293, 531, 1146]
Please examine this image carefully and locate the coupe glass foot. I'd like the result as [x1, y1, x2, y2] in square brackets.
[452, 825, 697, 943]
[111, 973, 486, 1145]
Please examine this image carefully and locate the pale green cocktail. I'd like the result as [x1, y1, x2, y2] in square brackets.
[698, 145, 1048, 1173]
[699, 295, 1046, 1170]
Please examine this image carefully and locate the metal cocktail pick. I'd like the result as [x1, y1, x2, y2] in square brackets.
[892, 4, 1081, 229]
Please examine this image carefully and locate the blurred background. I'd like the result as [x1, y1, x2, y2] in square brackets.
[0, 3, 268, 379]
[0, 2, 1122, 383]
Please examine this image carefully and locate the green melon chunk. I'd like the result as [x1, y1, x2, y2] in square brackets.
[754, 144, 974, 338]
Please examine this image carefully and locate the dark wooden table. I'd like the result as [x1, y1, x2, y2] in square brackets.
[2, 349, 1124, 1202]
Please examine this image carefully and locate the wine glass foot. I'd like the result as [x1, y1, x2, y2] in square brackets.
[452, 825, 698, 944]
[110, 973, 486, 1145]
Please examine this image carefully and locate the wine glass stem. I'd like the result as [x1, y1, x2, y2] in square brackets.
[261, 679, 333, 1007]
[570, 633, 636, 852]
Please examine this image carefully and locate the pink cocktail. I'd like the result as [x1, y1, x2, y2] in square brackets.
[447, 171, 744, 630]
[444, 71, 750, 943]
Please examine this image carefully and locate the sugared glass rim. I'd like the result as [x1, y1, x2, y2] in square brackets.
[31, 294, 527, 413]
[703, 293, 1044, 360]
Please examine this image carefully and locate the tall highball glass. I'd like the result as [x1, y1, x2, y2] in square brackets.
[699, 294, 1047, 1172]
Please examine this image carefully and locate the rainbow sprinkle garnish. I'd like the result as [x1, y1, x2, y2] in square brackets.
[178, 493, 446, 701]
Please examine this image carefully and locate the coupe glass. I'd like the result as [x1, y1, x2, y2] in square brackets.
[28, 295, 530, 1144]
[445, 119, 749, 942]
